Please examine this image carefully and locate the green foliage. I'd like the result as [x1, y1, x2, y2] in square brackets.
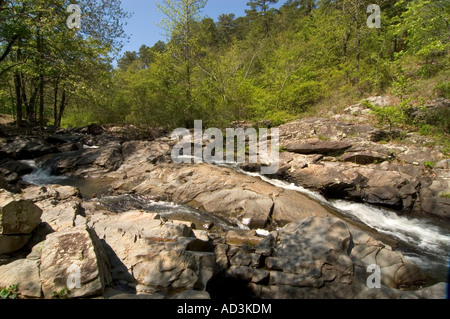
[368, 100, 409, 135]
[424, 161, 435, 170]
[2, 0, 449, 131]
[434, 82, 450, 99]
[440, 193, 450, 199]
[51, 288, 71, 299]
[0, 284, 19, 299]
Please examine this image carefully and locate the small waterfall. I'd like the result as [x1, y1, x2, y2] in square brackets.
[21, 160, 69, 186]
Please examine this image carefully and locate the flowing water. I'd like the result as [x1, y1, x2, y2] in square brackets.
[21, 159, 450, 283]
[241, 169, 450, 283]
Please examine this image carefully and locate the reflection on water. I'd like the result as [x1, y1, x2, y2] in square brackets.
[21, 160, 113, 199]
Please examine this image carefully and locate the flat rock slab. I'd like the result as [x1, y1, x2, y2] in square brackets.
[284, 139, 352, 155]
[341, 151, 390, 165]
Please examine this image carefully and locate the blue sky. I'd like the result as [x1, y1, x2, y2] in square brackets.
[119, 0, 283, 55]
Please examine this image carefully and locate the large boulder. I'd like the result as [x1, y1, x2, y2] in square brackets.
[40, 227, 112, 298]
[88, 209, 216, 296]
[0, 191, 43, 235]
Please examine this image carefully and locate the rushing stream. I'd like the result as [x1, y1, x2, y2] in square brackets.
[22, 159, 450, 283]
[241, 169, 450, 283]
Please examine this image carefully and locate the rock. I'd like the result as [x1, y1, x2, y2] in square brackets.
[414, 282, 448, 299]
[87, 124, 104, 136]
[0, 234, 31, 255]
[40, 227, 112, 298]
[226, 230, 263, 246]
[22, 185, 81, 202]
[350, 228, 426, 289]
[89, 210, 162, 282]
[285, 139, 352, 155]
[115, 163, 331, 228]
[170, 290, 211, 299]
[0, 258, 41, 298]
[0, 190, 43, 235]
[132, 250, 202, 293]
[0, 170, 21, 193]
[435, 159, 450, 169]
[39, 200, 84, 232]
[1, 137, 59, 160]
[274, 217, 352, 262]
[0, 158, 33, 176]
[341, 151, 390, 165]
[37, 141, 122, 178]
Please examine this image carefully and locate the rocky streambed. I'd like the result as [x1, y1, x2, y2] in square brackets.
[0, 104, 449, 299]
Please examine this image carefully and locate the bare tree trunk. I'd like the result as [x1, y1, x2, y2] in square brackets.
[354, 0, 360, 85]
[14, 72, 23, 127]
[56, 89, 66, 128]
[53, 78, 59, 126]
[39, 75, 44, 130]
[37, 32, 45, 130]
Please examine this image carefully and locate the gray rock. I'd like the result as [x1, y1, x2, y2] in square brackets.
[1, 137, 59, 160]
[0, 258, 41, 298]
[40, 227, 112, 298]
[170, 290, 211, 299]
[285, 139, 352, 155]
[0, 190, 42, 235]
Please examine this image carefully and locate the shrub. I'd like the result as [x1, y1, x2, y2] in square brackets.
[0, 284, 19, 299]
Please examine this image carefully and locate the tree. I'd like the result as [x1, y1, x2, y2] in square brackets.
[246, 0, 278, 37]
[157, 0, 208, 126]
[217, 13, 237, 45]
[118, 51, 138, 70]
[0, 0, 129, 130]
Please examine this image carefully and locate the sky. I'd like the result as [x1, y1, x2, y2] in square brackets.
[118, 0, 284, 56]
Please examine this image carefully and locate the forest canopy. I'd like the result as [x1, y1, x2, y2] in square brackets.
[0, 0, 449, 131]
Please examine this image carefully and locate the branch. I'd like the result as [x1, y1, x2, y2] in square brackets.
[0, 35, 18, 63]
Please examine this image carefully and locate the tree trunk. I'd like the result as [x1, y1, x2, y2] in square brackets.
[13, 72, 23, 128]
[56, 89, 66, 128]
[354, 0, 360, 85]
[37, 32, 45, 130]
[53, 79, 59, 126]
[39, 75, 44, 130]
